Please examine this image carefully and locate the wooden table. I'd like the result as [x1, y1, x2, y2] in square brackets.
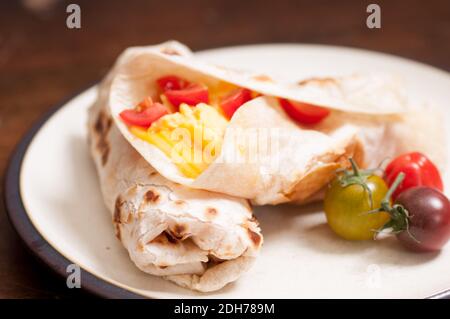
[0, 0, 448, 298]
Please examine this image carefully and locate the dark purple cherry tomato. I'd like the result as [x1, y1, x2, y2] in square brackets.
[395, 187, 450, 252]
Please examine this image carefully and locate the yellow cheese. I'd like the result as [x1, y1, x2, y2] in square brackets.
[131, 103, 228, 178]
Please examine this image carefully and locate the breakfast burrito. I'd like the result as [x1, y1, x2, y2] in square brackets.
[103, 41, 445, 205]
[87, 62, 262, 292]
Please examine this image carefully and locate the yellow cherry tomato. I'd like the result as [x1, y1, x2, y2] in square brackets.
[324, 174, 390, 241]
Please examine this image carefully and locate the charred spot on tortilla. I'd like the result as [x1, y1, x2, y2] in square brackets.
[253, 74, 273, 82]
[148, 233, 164, 245]
[160, 48, 181, 56]
[113, 196, 123, 224]
[150, 232, 178, 245]
[170, 224, 187, 239]
[94, 110, 112, 134]
[298, 77, 337, 86]
[136, 241, 145, 252]
[114, 196, 134, 224]
[94, 111, 112, 166]
[99, 142, 110, 166]
[165, 231, 179, 244]
[114, 223, 121, 241]
[105, 116, 112, 131]
[144, 189, 160, 203]
[247, 228, 262, 247]
[94, 111, 104, 133]
[205, 207, 217, 218]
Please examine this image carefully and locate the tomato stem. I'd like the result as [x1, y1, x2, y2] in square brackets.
[381, 172, 405, 209]
[349, 158, 361, 177]
[338, 158, 374, 209]
[377, 172, 416, 236]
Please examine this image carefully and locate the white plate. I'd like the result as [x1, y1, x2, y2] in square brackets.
[15, 44, 450, 298]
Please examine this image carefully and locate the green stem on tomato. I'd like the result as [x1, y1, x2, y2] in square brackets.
[381, 172, 405, 211]
[375, 173, 407, 238]
[349, 158, 361, 178]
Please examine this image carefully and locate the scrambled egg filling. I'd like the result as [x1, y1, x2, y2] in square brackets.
[132, 104, 228, 178]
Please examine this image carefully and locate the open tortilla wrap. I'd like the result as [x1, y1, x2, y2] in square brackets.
[87, 64, 262, 292]
[105, 41, 446, 205]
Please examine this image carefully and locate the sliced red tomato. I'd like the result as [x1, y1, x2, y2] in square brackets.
[120, 102, 168, 128]
[156, 75, 189, 91]
[220, 88, 252, 119]
[279, 99, 330, 125]
[164, 83, 209, 108]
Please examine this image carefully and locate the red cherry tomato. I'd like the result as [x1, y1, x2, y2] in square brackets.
[119, 101, 168, 128]
[385, 152, 443, 200]
[157, 75, 189, 91]
[395, 187, 450, 252]
[279, 99, 330, 125]
[164, 83, 209, 108]
[220, 88, 252, 119]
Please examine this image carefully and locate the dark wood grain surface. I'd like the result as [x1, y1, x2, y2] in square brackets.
[0, 0, 448, 299]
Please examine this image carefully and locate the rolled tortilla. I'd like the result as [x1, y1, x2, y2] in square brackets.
[87, 63, 262, 292]
[107, 42, 362, 205]
[312, 109, 447, 173]
[105, 41, 446, 205]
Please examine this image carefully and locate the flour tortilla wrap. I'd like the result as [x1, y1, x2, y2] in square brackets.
[87, 65, 262, 292]
[313, 109, 447, 173]
[106, 41, 446, 205]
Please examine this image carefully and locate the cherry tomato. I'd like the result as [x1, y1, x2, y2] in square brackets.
[385, 152, 443, 200]
[157, 75, 189, 91]
[164, 83, 209, 108]
[220, 88, 252, 119]
[324, 159, 390, 240]
[394, 187, 450, 252]
[119, 101, 168, 128]
[279, 98, 330, 125]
